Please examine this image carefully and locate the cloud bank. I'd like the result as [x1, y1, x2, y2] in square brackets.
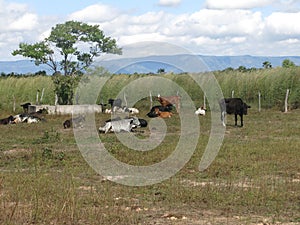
[1, 0, 300, 61]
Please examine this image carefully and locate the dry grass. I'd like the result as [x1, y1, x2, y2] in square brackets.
[0, 108, 299, 224]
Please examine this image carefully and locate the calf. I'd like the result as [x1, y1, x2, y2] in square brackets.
[219, 98, 251, 127]
[0, 115, 14, 125]
[99, 116, 142, 133]
[157, 94, 180, 113]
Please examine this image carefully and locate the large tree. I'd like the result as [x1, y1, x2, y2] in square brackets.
[12, 21, 122, 104]
[12, 20, 122, 76]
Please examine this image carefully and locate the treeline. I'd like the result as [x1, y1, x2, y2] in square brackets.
[0, 67, 299, 113]
[0, 71, 47, 77]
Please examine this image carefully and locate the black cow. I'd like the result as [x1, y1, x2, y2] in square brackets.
[219, 98, 251, 127]
[108, 98, 122, 108]
[20, 102, 31, 112]
[0, 115, 14, 125]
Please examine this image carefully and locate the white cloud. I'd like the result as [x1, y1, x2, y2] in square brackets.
[9, 13, 38, 31]
[68, 4, 120, 22]
[265, 12, 300, 36]
[0, 0, 60, 60]
[205, 0, 274, 9]
[1, 0, 300, 61]
[160, 9, 264, 38]
[158, 0, 182, 7]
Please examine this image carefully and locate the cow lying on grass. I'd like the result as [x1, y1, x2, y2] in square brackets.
[0, 115, 14, 125]
[219, 98, 251, 127]
[195, 106, 206, 116]
[105, 98, 140, 115]
[104, 106, 139, 115]
[99, 116, 147, 133]
[147, 105, 173, 118]
[63, 115, 86, 129]
[13, 113, 43, 124]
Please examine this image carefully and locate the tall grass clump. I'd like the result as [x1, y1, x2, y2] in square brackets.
[1, 67, 299, 113]
[214, 67, 300, 109]
[0, 76, 54, 113]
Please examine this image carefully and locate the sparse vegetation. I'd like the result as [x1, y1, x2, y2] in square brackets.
[0, 67, 299, 224]
[0, 108, 299, 224]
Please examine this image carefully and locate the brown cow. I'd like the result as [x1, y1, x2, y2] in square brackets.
[158, 111, 173, 118]
[157, 94, 180, 113]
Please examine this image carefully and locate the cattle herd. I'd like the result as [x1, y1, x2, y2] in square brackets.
[0, 95, 251, 132]
[0, 111, 45, 125]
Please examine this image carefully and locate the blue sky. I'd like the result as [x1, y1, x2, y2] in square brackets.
[1, 0, 300, 61]
[11, 0, 204, 15]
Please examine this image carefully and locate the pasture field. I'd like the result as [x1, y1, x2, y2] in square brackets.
[0, 107, 299, 224]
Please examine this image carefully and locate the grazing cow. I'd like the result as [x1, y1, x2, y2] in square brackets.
[63, 115, 85, 129]
[0, 115, 14, 125]
[195, 106, 206, 116]
[219, 98, 251, 127]
[108, 98, 122, 113]
[157, 94, 180, 113]
[108, 98, 122, 108]
[99, 116, 142, 133]
[20, 102, 31, 112]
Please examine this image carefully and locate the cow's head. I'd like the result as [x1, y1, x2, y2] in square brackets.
[243, 103, 251, 115]
[130, 116, 141, 128]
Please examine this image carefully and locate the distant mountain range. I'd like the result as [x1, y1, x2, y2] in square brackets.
[1, 55, 300, 74]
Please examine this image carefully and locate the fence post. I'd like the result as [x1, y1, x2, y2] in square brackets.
[203, 93, 206, 109]
[258, 91, 261, 112]
[124, 92, 127, 107]
[36, 89, 40, 105]
[284, 89, 290, 113]
[149, 91, 153, 109]
[13, 95, 16, 112]
[55, 94, 58, 106]
[40, 88, 45, 104]
[231, 90, 234, 98]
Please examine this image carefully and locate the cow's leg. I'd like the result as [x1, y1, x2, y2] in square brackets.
[234, 114, 238, 126]
[105, 123, 112, 133]
[240, 114, 243, 127]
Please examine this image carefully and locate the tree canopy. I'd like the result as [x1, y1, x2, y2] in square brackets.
[12, 20, 122, 76]
[282, 59, 296, 68]
[262, 61, 272, 69]
[12, 21, 122, 105]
